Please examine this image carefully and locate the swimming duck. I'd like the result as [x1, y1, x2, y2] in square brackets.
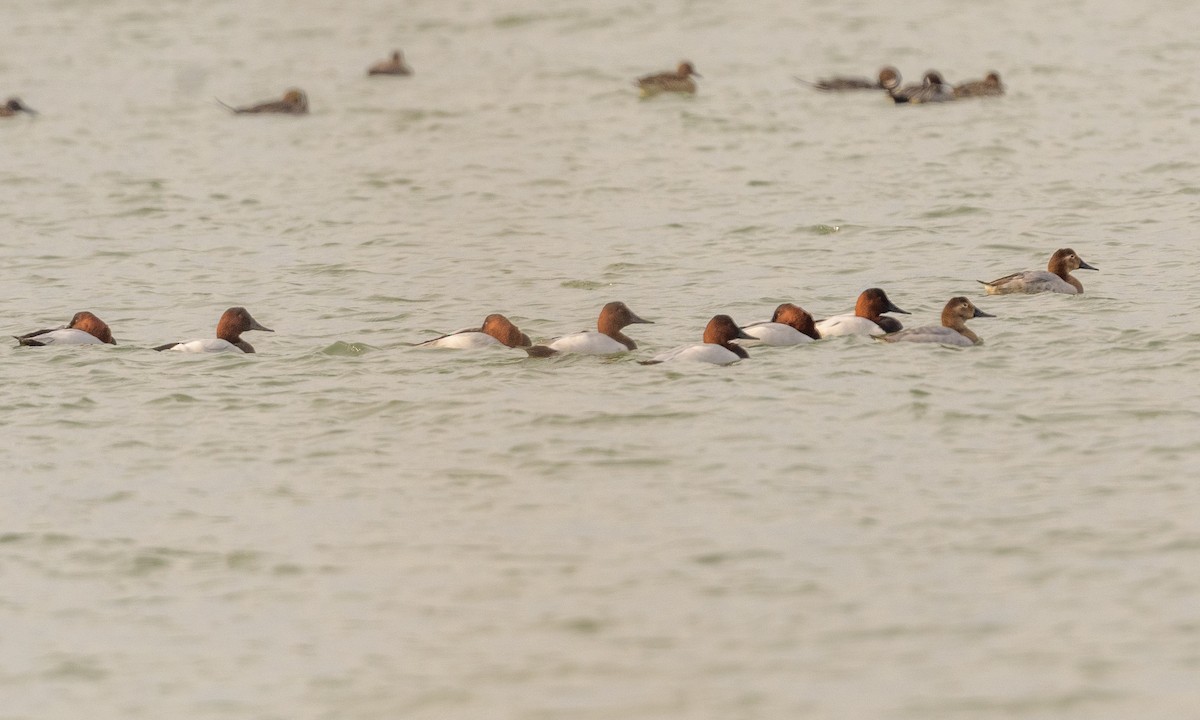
[15, 311, 116, 346]
[0, 97, 37, 117]
[954, 71, 1005, 98]
[880, 297, 993, 347]
[979, 248, 1097, 295]
[815, 288, 909, 337]
[368, 50, 413, 76]
[154, 307, 273, 353]
[799, 66, 901, 92]
[418, 313, 531, 349]
[641, 315, 753, 365]
[635, 61, 700, 97]
[219, 89, 308, 114]
[526, 301, 652, 357]
[891, 71, 954, 104]
[740, 303, 819, 346]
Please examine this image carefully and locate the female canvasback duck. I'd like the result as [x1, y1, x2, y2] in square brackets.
[368, 50, 413, 76]
[799, 66, 901, 92]
[526, 301, 652, 357]
[218, 89, 308, 114]
[815, 288, 909, 338]
[979, 248, 1098, 295]
[154, 307, 273, 353]
[954, 71, 1005, 98]
[741, 303, 819, 346]
[641, 315, 753, 365]
[635, 61, 700, 97]
[418, 313, 531, 349]
[881, 297, 993, 347]
[891, 71, 954, 104]
[0, 97, 37, 117]
[15, 311, 116, 346]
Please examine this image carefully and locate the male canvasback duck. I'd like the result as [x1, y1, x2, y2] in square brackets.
[218, 89, 308, 114]
[891, 71, 954, 104]
[979, 248, 1098, 295]
[880, 297, 993, 347]
[954, 71, 1005, 98]
[15, 311, 116, 346]
[0, 97, 37, 117]
[154, 307, 273, 353]
[526, 301, 652, 357]
[368, 50, 413, 76]
[641, 315, 753, 365]
[418, 313, 531, 349]
[635, 61, 700, 97]
[815, 288, 909, 338]
[799, 66, 901, 92]
[741, 303, 819, 346]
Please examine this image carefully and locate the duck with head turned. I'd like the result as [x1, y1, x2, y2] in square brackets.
[635, 61, 700, 97]
[741, 303, 819, 346]
[419, 313, 531, 349]
[642, 315, 754, 365]
[799, 66, 901, 92]
[154, 307, 273, 353]
[890, 71, 954, 104]
[881, 297, 993, 347]
[979, 248, 1097, 295]
[16, 311, 116, 346]
[0, 97, 37, 117]
[368, 50, 413, 76]
[954, 71, 1005, 98]
[219, 89, 308, 114]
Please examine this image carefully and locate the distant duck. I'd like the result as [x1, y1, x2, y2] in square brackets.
[0, 97, 37, 117]
[799, 66, 901, 92]
[526, 301, 652, 357]
[418, 313, 531, 349]
[642, 315, 754, 365]
[880, 297, 993, 347]
[816, 288, 909, 338]
[741, 303, 819, 346]
[154, 307, 273, 353]
[891, 71, 954, 104]
[15, 311, 116, 346]
[979, 248, 1098, 295]
[368, 50, 413, 76]
[218, 88, 308, 114]
[635, 61, 700, 97]
[954, 71, 1005, 98]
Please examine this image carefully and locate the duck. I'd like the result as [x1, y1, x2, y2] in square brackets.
[815, 288, 909, 337]
[979, 248, 1098, 295]
[0, 97, 37, 117]
[880, 297, 993, 347]
[799, 66, 901, 92]
[154, 307, 273, 353]
[635, 61, 700, 97]
[418, 313, 531, 349]
[15, 311, 116, 346]
[218, 89, 308, 114]
[641, 315, 753, 365]
[526, 302, 652, 357]
[740, 303, 819, 346]
[368, 50, 413, 76]
[954, 71, 1004, 98]
[891, 71, 954, 104]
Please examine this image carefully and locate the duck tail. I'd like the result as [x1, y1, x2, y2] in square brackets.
[524, 345, 558, 358]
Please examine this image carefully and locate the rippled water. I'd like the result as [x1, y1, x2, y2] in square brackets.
[3, 0, 1200, 717]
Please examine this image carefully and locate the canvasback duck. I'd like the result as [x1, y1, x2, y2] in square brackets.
[979, 248, 1098, 295]
[154, 307, 273, 353]
[641, 315, 753, 365]
[954, 71, 1005, 98]
[218, 89, 308, 114]
[0, 97, 37, 117]
[635, 61, 700, 97]
[15, 311, 116, 346]
[881, 297, 993, 347]
[526, 301, 652, 357]
[368, 50, 413, 76]
[799, 66, 901, 92]
[816, 288, 909, 338]
[418, 313, 531, 349]
[741, 303, 819, 346]
[891, 71, 954, 104]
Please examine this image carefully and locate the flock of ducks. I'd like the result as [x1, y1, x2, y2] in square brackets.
[13, 250, 1097, 364]
[1, 56, 1001, 118]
